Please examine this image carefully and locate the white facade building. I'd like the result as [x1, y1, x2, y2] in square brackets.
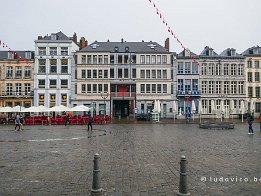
[34, 32, 79, 107]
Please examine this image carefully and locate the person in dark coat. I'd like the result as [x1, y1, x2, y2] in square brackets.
[87, 115, 93, 131]
[247, 115, 254, 135]
[14, 115, 21, 131]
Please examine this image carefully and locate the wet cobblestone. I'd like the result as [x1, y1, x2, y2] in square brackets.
[0, 122, 260, 195]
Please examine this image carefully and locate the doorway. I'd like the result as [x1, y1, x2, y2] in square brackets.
[113, 100, 130, 118]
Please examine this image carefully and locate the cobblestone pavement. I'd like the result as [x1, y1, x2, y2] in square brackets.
[0, 122, 260, 196]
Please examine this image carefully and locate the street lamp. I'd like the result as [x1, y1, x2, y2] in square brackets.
[101, 92, 109, 116]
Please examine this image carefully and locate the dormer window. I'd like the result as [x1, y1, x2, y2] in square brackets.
[51, 33, 57, 40]
[125, 47, 129, 52]
[253, 48, 259, 55]
[25, 52, 31, 59]
[209, 49, 213, 56]
[230, 49, 236, 56]
[7, 52, 14, 59]
[91, 44, 99, 49]
[114, 47, 119, 52]
[147, 44, 157, 49]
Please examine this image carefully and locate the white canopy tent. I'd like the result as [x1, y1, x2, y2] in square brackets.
[241, 100, 245, 123]
[47, 105, 69, 112]
[20, 106, 38, 113]
[37, 106, 48, 113]
[11, 106, 25, 112]
[69, 105, 90, 112]
[0, 106, 13, 113]
[191, 100, 196, 120]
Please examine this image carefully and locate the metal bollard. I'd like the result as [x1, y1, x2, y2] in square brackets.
[91, 153, 103, 195]
[177, 155, 190, 196]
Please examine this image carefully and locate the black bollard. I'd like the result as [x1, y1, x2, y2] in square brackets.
[177, 155, 190, 196]
[91, 153, 103, 195]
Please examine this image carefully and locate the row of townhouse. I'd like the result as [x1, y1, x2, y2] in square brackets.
[0, 31, 260, 118]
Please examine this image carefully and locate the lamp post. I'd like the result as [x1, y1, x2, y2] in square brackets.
[101, 92, 109, 116]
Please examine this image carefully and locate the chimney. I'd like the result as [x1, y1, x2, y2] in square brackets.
[121, 38, 124, 43]
[165, 38, 170, 51]
[73, 32, 77, 44]
[80, 37, 88, 49]
[38, 36, 43, 40]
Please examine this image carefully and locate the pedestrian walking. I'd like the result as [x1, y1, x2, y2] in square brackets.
[14, 115, 21, 131]
[65, 114, 70, 126]
[258, 113, 261, 131]
[19, 116, 24, 131]
[247, 115, 254, 135]
[87, 115, 93, 131]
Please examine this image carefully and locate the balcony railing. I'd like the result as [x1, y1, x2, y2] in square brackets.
[0, 91, 34, 98]
[110, 92, 136, 97]
[177, 90, 201, 96]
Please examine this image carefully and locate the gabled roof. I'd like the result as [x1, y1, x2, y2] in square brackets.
[220, 48, 243, 57]
[241, 46, 261, 56]
[42, 31, 70, 41]
[200, 46, 218, 56]
[177, 49, 197, 57]
[80, 40, 169, 53]
[0, 51, 34, 60]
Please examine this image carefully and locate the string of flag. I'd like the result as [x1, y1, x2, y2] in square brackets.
[0, 39, 29, 64]
[147, 0, 199, 64]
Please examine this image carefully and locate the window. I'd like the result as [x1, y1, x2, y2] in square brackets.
[238, 82, 244, 94]
[178, 62, 184, 74]
[255, 102, 261, 113]
[38, 80, 45, 88]
[256, 87, 260, 98]
[215, 64, 221, 75]
[49, 59, 57, 74]
[146, 84, 150, 93]
[93, 55, 97, 64]
[38, 59, 46, 73]
[208, 81, 214, 94]
[248, 87, 253, 97]
[98, 55, 103, 64]
[254, 61, 260, 68]
[140, 70, 145, 79]
[39, 94, 44, 105]
[178, 79, 183, 92]
[81, 55, 86, 64]
[152, 70, 156, 78]
[24, 66, 31, 78]
[157, 55, 161, 64]
[98, 70, 102, 78]
[216, 81, 221, 94]
[208, 63, 214, 75]
[87, 70, 92, 78]
[140, 84, 145, 93]
[61, 47, 68, 55]
[87, 55, 92, 64]
[110, 55, 114, 64]
[104, 84, 108, 92]
[124, 69, 128, 78]
[238, 64, 244, 76]
[87, 84, 91, 93]
[146, 55, 150, 64]
[61, 59, 68, 73]
[201, 81, 207, 94]
[224, 81, 229, 94]
[163, 84, 167, 93]
[98, 84, 102, 93]
[24, 83, 31, 95]
[81, 84, 86, 93]
[192, 79, 198, 92]
[185, 62, 191, 74]
[8, 52, 14, 59]
[162, 55, 167, 64]
[7, 83, 13, 95]
[118, 68, 122, 78]
[231, 64, 236, 76]
[201, 63, 207, 75]
[118, 55, 122, 64]
[140, 55, 145, 64]
[49, 80, 57, 88]
[152, 84, 156, 93]
[163, 70, 167, 79]
[157, 84, 161, 93]
[6, 66, 13, 78]
[151, 55, 156, 64]
[61, 80, 68, 88]
[93, 84, 97, 93]
[248, 72, 252, 82]
[93, 70, 97, 78]
[192, 62, 198, 74]
[224, 64, 229, 75]
[49, 47, 57, 55]
[247, 61, 252, 68]
[81, 70, 86, 78]
[50, 94, 56, 103]
[110, 69, 114, 78]
[61, 94, 67, 105]
[15, 66, 22, 78]
[231, 81, 237, 94]
[38, 47, 46, 55]
[132, 68, 136, 78]
[185, 79, 191, 92]
[104, 55, 108, 64]
[157, 70, 161, 78]
[15, 83, 22, 95]
[146, 70, 150, 78]
[104, 70, 108, 78]
[255, 72, 260, 82]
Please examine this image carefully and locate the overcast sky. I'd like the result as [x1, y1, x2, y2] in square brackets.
[0, 0, 260, 54]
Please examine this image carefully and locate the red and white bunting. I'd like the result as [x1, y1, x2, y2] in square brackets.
[147, 0, 199, 64]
